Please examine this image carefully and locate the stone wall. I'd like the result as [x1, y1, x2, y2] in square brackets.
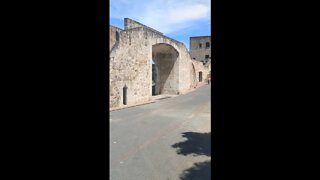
[110, 27, 151, 108]
[110, 18, 211, 109]
[124, 18, 163, 35]
[109, 25, 122, 51]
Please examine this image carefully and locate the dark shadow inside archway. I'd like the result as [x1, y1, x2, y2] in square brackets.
[151, 60, 159, 95]
[152, 43, 179, 96]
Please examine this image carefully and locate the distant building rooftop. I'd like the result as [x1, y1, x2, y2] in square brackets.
[190, 36, 211, 38]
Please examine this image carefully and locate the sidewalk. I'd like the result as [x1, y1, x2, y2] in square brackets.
[110, 100, 156, 112]
[180, 81, 210, 95]
[110, 94, 177, 112]
[109, 82, 210, 112]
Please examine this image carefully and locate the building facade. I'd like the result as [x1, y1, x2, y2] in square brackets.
[189, 36, 211, 64]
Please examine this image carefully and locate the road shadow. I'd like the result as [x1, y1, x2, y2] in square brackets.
[179, 160, 211, 180]
[171, 132, 211, 180]
[171, 132, 211, 156]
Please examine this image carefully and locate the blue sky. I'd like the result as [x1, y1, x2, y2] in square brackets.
[110, 0, 211, 50]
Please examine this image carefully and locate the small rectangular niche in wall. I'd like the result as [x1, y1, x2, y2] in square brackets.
[123, 85, 128, 105]
[116, 32, 119, 41]
[199, 43, 202, 48]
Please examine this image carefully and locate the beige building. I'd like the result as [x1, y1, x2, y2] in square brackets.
[189, 36, 211, 64]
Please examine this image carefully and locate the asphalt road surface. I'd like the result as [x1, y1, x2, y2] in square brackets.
[110, 85, 211, 180]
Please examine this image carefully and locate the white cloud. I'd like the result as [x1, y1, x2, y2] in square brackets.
[110, 0, 210, 34]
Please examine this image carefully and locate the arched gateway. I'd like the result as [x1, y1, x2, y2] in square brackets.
[109, 18, 211, 109]
[152, 43, 179, 95]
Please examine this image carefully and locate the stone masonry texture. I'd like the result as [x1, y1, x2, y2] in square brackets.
[110, 18, 211, 109]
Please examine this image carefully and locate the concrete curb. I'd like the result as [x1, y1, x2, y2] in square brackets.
[110, 100, 156, 112]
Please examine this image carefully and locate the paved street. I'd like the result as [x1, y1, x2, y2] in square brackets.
[110, 85, 211, 180]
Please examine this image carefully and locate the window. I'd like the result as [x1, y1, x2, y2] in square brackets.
[206, 42, 210, 48]
[199, 43, 202, 48]
[205, 55, 209, 59]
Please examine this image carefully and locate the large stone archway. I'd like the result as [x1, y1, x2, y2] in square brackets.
[109, 18, 211, 109]
[152, 43, 179, 95]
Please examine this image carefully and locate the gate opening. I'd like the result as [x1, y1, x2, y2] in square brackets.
[151, 43, 179, 96]
[152, 60, 158, 96]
